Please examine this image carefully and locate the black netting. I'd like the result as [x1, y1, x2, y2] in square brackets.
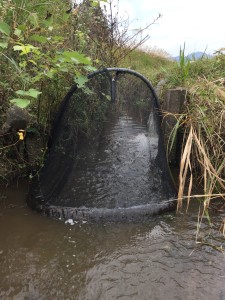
[28, 68, 176, 222]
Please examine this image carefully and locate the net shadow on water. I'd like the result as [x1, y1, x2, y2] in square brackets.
[28, 68, 176, 222]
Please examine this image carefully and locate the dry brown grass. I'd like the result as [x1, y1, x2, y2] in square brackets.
[174, 76, 225, 227]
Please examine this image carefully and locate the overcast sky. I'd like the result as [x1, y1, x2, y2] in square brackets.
[109, 0, 225, 56]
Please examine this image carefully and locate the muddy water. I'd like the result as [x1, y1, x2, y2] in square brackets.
[1, 183, 225, 300]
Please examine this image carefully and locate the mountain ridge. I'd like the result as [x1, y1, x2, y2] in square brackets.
[173, 51, 212, 61]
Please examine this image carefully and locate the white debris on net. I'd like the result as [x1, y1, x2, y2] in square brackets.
[65, 219, 75, 225]
[65, 218, 87, 225]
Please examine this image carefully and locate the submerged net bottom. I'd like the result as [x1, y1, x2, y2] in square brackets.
[42, 108, 175, 222]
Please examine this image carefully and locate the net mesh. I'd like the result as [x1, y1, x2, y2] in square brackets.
[28, 69, 176, 222]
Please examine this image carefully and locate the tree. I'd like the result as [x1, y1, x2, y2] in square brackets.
[69, 0, 161, 66]
[91, 0, 162, 65]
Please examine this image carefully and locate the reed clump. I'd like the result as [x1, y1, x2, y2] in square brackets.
[166, 48, 225, 219]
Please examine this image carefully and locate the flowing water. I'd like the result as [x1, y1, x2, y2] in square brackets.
[1, 102, 225, 299]
[34, 106, 174, 221]
[1, 182, 225, 300]
[60, 112, 161, 209]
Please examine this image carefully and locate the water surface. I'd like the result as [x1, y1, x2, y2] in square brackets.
[1, 183, 225, 299]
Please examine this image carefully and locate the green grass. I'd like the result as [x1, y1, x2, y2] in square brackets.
[119, 48, 174, 85]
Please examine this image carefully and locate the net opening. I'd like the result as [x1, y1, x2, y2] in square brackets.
[28, 68, 176, 222]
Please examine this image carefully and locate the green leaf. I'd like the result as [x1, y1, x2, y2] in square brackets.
[13, 45, 23, 51]
[0, 42, 8, 49]
[17, 25, 26, 31]
[19, 61, 27, 68]
[30, 35, 48, 43]
[28, 13, 39, 27]
[63, 12, 70, 22]
[83, 87, 93, 95]
[43, 15, 53, 27]
[14, 28, 22, 37]
[45, 69, 56, 78]
[62, 51, 91, 65]
[91, 1, 99, 7]
[52, 35, 64, 42]
[74, 75, 89, 88]
[13, 44, 37, 55]
[10, 98, 30, 108]
[0, 22, 10, 36]
[61, 67, 69, 72]
[28, 59, 37, 65]
[84, 65, 97, 72]
[16, 89, 42, 99]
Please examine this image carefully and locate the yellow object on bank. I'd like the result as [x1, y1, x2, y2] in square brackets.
[18, 129, 25, 141]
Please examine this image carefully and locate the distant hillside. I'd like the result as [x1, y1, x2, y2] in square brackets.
[173, 51, 213, 61]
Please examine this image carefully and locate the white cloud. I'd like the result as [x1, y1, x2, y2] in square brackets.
[115, 0, 225, 56]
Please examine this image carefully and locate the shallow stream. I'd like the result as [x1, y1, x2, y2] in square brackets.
[1, 182, 225, 299]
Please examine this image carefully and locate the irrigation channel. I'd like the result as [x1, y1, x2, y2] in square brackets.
[28, 68, 175, 220]
[1, 182, 225, 299]
[1, 68, 225, 299]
